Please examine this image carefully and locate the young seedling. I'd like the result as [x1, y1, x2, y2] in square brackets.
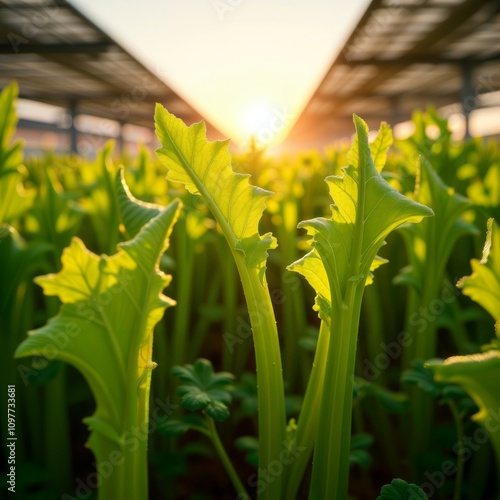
[165, 358, 248, 498]
[377, 478, 427, 499]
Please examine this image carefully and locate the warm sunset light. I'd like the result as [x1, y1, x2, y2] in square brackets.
[4, 0, 500, 498]
[237, 100, 289, 147]
[71, 0, 369, 146]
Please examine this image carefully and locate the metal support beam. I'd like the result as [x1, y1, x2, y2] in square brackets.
[336, 53, 500, 67]
[117, 121, 125, 154]
[0, 41, 111, 55]
[461, 64, 475, 139]
[69, 100, 78, 153]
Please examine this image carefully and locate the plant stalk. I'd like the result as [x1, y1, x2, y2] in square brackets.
[206, 416, 248, 498]
[284, 320, 329, 499]
[309, 283, 365, 500]
[233, 257, 287, 500]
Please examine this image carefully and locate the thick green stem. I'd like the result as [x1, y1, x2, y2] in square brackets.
[157, 120, 286, 499]
[448, 401, 465, 500]
[96, 357, 151, 500]
[405, 261, 441, 462]
[172, 217, 194, 366]
[206, 416, 248, 498]
[278, 198, 308, 389]
[44, 367, 71, 494]
[43, 296, 71, 494]
[362, 283, 386, 385]
[233, 257, 287, 500]
[284, 320, 329, 499]
[309, 284, 364, 500]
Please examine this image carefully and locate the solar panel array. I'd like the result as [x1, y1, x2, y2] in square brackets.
[0, 0, 221, 137]
[285, 0, 500, 147]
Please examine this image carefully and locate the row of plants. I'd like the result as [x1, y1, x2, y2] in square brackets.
[1, 80, 500, 499]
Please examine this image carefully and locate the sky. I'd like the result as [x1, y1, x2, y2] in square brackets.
[70, 0, 370, 146]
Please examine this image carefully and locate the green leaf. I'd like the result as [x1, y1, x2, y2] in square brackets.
[0, 225, 52, 400]
[401, 360, 443, 398]
[81, 141, 120, 254]
[0, 169, 34, 223]
[0, 225, 51, 324]
[458, 218, 500, 334]
[467, 163, 500, 221]
[289, 117, 432, 499]
[158, 419, 191, 437]
[0, 82, 23, 171]
[377, 478, 427, 499]
[353, 377, 409, 414]
[370, 122, 393, 173]
[172, 358, 235, 422]
[427, 351, 500, 466]
[155, 106, 287, 500]
[115, 167, 162, 239]
[30, 169, 85, 258]
[401, 359, 472, 405]
[395, 156, 476, 297]
[155, 104, 276, 284]
[0, 82, 34, 223]
[157, 415, 205, 438]
[349, 433, 373, 469]
[15, 187, 181, 498]
[288, 248, 388, 322]
[233, 372, 258, 415]
[288, 118, 432, 319]
[235, 436, 259, 467]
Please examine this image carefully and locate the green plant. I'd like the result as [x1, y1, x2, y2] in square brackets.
[154, 104, 286, 500]
[377, 478, 426, 499]
[426, 217, 500, 474]
[15, 175, 181, 499]
[288, 117, 433, 498]
[0, 81, 33, 223]
[165, 358, 248, 497]
[394, 156, 476, 463]
[427, 352, 500, 473]
[458, 218, 500, 338]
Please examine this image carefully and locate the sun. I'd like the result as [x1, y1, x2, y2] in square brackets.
[238, 100, 288, 147]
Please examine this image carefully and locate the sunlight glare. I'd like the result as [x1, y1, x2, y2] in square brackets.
[239, 100, 288, 147]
